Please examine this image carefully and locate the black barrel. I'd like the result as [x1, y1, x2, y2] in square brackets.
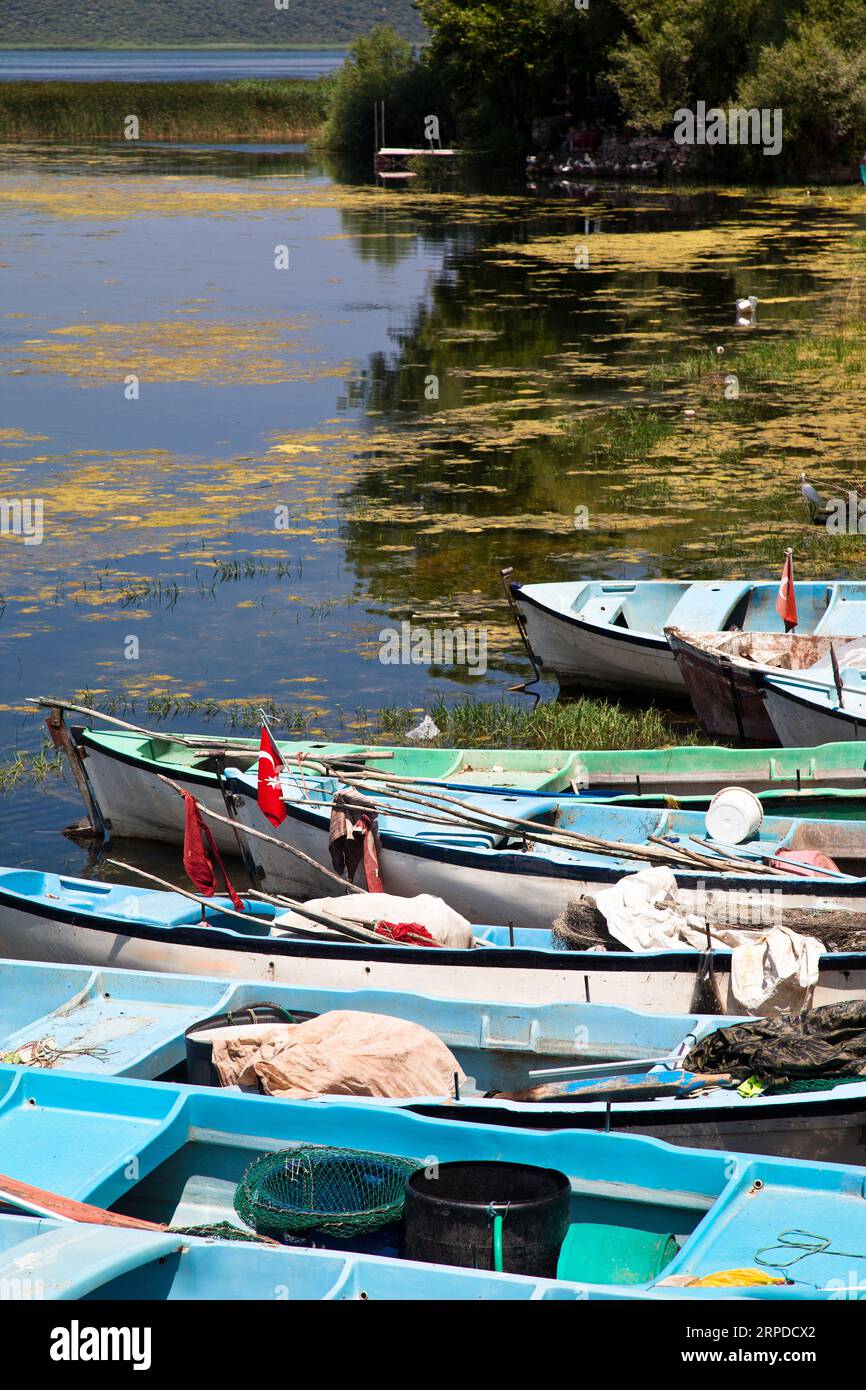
[402, 1160, 570, 1277]
[184, 1004, 315, 1087]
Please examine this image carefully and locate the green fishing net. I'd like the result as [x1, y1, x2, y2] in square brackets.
[169, 1221, 274, 1243]
[234, 1145, 424, 1239]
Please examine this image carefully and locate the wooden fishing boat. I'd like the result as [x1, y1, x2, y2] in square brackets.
[70, 725, 584, 850]
[664, 627, 857, 742]
[509, 577, 866, 694]
[225, 769, 866, 930]
[5, 956, 866, 1164]
[0, 1066, 865, 1298]
[66, 724, 866, 852]
[4, 866, 866, 1013]
[762, 671, 866, 747]
[3, 867, 866, 1015]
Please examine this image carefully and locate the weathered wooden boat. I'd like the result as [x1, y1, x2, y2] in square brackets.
[225, 769, 866, 930]
[3, 866, 866, 1014]
[59, 724, 866, 849]
[665, 627, 861, 743]
[4, 956, 865, 1164]
[508, 577, 866, 694]
[2, 1067, 866, 1297]
[762, 671, 866, 748]
[70, 726, 585, 850]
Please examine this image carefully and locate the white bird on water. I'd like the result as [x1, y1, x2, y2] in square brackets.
[736, 295, 758, 327]
[801, 471, 829, 520]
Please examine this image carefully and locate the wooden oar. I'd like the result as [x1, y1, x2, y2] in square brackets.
[0, 1173, 280, 1245]
[104, 859, 405, 949]
[0, 1173, 170, 1230]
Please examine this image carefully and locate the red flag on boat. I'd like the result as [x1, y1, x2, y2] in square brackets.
[257, 721, 286, 827]
[775, 548, 798, 631]
[182, 791, 245, 912]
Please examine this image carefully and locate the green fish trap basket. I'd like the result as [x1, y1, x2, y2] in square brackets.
[234, 1146, 424, 1240]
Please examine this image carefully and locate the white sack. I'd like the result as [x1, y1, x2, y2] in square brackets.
[274, 891, 474, 949]
[591, 866, 821, 1015]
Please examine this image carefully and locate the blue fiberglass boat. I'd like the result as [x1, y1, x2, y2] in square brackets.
[4, 866, 866, 1014]
[0, 1066, 865, 1298]
[0, 956, 716, 1084]
[509, 577, 866, 694]
[1, 957, 864, 1164]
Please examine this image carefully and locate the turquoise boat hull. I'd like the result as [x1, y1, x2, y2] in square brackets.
[510, 577, 866, 694]
[0, 955, 864, 1163]
[0, 1066, 864, 1298]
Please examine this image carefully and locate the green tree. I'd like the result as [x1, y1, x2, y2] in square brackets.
[323, 24, 445, 154]
[416, 0, 591, 151]
[738, 23, 866, 176]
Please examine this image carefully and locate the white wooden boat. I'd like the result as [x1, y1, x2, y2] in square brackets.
[509, 577, 866, 694]
[224, 769, 866, 931]
[3, 866, 866, 1014]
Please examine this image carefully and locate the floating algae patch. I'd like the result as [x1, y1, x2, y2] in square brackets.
[8, 318, 345, 387]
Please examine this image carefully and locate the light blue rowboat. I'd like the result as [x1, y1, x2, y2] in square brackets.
[0, 956, 863, 1165]
[2, 865, 866, 1016]
[0, 1066, 865, 1298]
[224, 767, 866, 930]
[0, 1213, 668, 1301]
[509, 577, 866, 694]
[0, 955, 716, 1088]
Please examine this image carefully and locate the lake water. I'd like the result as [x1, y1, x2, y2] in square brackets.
[0, 49, 346, 82]
[1, 143, 863, 876]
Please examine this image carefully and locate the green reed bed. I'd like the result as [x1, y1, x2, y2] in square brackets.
[375, 698, 698, 750]
[0, 742, 64, 794]
[560, 407, 677, 465]
[64, 690, 697, 750]
[0, 79, 334, 142]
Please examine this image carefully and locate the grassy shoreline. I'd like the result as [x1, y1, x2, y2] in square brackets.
[0, 78, 334, 142]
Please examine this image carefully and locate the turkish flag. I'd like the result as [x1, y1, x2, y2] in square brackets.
[775, 549, 797, 631]
[257, 723, 286, 826]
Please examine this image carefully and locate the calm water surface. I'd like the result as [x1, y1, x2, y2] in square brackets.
[1, 143, 863, 874]
[0, 49, 346, 81]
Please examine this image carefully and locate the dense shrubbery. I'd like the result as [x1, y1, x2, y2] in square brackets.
[737, 25, 866, 178]
[323, 26, 447, 155]
[410, 0, 866, 178]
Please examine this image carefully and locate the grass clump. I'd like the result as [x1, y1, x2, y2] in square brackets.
[0, 742, 64, 794]
[375, 697, 697, 750]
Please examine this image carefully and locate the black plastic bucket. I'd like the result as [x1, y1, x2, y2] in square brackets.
[402, 1160, 570, 1277]
[184, 1004, 316, 1087]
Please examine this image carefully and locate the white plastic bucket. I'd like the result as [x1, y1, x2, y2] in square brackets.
[705, 786, 764, 844]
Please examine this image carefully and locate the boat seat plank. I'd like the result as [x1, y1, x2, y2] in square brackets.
[814, 599, 866, 636]
[0, 1222, 183, 1299]
[665, 583, 750, 633]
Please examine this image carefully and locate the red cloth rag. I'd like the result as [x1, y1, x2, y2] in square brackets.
[182, 792, 245, 912]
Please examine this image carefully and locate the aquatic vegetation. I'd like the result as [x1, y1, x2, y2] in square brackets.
[375, 698, 698, 749]
[0, 79, 334, 143]
[0, 741, 64, 794]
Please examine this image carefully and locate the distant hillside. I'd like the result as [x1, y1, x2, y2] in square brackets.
[0, 1, 426, 48]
